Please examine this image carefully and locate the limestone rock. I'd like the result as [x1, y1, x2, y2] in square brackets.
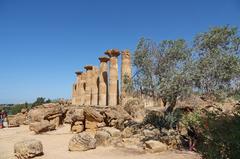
[14, 139, 43, 159]
[28, 104, 63, 123]
[71, 108, 84, 122]
[28, 108, 45, 122]
[85, 120, 98, 131]
[8, 116, 20, 127]
[103, 107, 131, 129]
[95, 130, 111, 146]
[49, 116, 60, 128]
[84, 106, 103, 122]
[29, 120, 56, 134]
[121, 127, 134, 138]
[145, 140, 168, 153]
[64, 107, 84, 123]
[101, 127, 121, 137]
[143, 129, 160, 139]
[71, 121, 84, 133]
[69, 132, 96, 151]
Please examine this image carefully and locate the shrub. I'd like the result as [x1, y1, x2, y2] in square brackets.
[182, 106, 240, 159]
[143, 110, 182, 130]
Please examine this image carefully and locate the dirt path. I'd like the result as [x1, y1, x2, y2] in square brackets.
[0, 125, 200, 159]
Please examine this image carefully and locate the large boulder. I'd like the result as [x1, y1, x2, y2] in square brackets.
[14, 139, 43, 159]
[101, 127, 121, 137]
[28, 103, 63, 123]
[103, 106, 132, 129]
[64, 107, 84, 124]
[84, 106, 103, 122]
[69, 132, 96, 151]
[29, 120, 56, 134]
[28, 108, 45, 122]
[71, 108, 85, 122]
[95, 130, 111, 146]
[8, 115, 20, 127]
[71, 121, 84, 133]
[84, 107, 104, 132]
[145, 140, 168, 153]
[8, 108, 29, 126]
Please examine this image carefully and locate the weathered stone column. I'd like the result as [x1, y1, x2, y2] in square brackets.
[72, 83, 77, 105]
[84, 65, 93, 106]
[105, 49, 120, 106]
[121, 50, 132, 102]
[79, 72, 86, 105]
[98, 56, 109, 106]
[91, 66, 99, 106]
[75, 71, 82, 105]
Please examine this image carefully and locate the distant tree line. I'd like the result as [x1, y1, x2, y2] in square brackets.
[0, 97, 52, 115]
[133, 25, 240, 112]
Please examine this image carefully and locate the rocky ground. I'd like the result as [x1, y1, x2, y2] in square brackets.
[0, 125, 200, 159]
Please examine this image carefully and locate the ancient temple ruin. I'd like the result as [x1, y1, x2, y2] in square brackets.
[72, 49, 132, 106]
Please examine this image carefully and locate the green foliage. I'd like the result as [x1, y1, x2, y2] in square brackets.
[134, 38, 193, 112]
[10, 102, 29, 115]
[32, 97, 51, 107]
[181, 107, 240, 159]
[143, 110, 181, 130]
[193, 26, 240, 98]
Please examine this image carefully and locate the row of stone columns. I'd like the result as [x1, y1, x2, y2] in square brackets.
[72, 49, 131, 106]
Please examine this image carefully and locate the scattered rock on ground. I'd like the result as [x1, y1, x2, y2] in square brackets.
[14, 139, 43, 159]
[145, 140, 168, 153]
[71, 121, 84, 133]
[68, 132, 96, 151]
[101, 127, 121, 137]
[95, 130, 111, 146]
[29, 120, 56, 134]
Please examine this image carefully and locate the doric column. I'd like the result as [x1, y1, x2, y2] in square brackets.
[84, 65, 93, 106]
[98, 56, 109, 106]
[72, 83, 77, 105]
[75, 71, 82, 105]
[79, 72, 86, 105]
[91, 66, 99, 106]
[105, 49, 120, 106]
[121, 50, 132, 101]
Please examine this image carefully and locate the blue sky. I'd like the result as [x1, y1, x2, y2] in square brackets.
[0, 0, 239, 104]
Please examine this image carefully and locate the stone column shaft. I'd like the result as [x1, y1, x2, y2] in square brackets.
[75, 71, 82, 105]
[84, 65, 93, 106]
[79, 72, 86, 105]
[91, 66, 99, 106]
[105, 49, 120, 106]
[121, 50, 132, 99]
[98, 57, 109, 106]
[72, 83, 77, 105]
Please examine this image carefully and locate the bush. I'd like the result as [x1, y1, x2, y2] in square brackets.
[143, 110, 182, 130]
[182, 107, 240, 159]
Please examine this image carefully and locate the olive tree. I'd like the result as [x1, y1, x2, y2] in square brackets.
[193, 26, 240, 98]
[134, 38, 193, 112]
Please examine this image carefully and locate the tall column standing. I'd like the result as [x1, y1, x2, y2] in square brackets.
[105, 49, 120, 106]
[91, 66, 99, 106]
[75, 71, 82, 105]
[84, 65, 93, 106]
[98, 56, 109, 106]
[121, 50, 132, 101]
[79, 72, 86, 105]
[72, 83, 77, 105]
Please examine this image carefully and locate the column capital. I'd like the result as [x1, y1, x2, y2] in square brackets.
[121, 50, 131, 56]
[84, 65, 93, 70]
[98, 56, 109, 62]
[75, 71, 83, 76]
[105, 49, 120, 57]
